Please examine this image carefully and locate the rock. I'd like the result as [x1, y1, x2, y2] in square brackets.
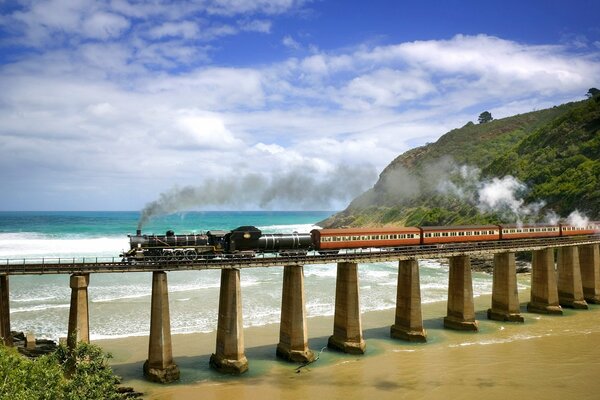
[116, 386, 144, 399]
[11, 331, 58, 358]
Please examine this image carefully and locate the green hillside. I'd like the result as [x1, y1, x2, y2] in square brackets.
[321, 96, 600, 228]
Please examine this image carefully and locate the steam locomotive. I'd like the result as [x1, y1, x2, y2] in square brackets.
[122, 226, 313, 261]
[121, 221, 600, 262]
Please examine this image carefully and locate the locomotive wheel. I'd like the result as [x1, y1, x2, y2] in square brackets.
[159, 250, 170, 263]
[184, 250, 198, 261]
[173, 250, 185, 261]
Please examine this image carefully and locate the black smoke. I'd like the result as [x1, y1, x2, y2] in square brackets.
[138, 164, 378, 229]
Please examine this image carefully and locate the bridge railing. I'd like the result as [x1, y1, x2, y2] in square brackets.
[3, 256, 123, 266]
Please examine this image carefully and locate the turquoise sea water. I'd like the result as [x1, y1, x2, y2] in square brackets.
[0, 211, 496, 340]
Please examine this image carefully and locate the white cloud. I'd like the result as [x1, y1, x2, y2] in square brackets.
[282, 35, 301, 50]
[1, 32, 600, 210]
[239, 19, 272, 33]
[342, 69, 436, 109]
[204, 0, 306, 16]
[175, 113, 244, 149]
[148, 21, 200, 40]
[82, 11, 130, 39]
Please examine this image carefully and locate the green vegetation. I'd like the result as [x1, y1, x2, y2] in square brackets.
[321, 97, 600, 228]
[486, 98, 600, 217]
[478, 111, 493, 124]
[0, 342, 128, 400]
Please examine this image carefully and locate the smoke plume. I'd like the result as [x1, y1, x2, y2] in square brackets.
[138, 164, 378, 229]
[437, 162, 591, 225]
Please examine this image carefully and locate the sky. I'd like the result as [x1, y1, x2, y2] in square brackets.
[1, 0, 600, 211]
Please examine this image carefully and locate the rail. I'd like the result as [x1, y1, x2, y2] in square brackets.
[1, 235, 599, 275]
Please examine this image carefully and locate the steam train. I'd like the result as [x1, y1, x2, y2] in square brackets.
[121, 221, 600, 262]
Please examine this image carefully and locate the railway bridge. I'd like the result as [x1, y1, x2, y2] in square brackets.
[1, 234, 600, 382]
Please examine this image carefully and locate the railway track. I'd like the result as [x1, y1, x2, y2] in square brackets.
[1, 235, 599, 275]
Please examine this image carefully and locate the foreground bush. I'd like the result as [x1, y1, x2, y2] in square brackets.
[0, 342, 125, 400]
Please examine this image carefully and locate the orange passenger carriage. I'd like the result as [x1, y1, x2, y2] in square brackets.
[500, 224, 560, 240]
[421, 225, 500, 244]
[311, 227, 421, 251]
[559, 221, 600, 236]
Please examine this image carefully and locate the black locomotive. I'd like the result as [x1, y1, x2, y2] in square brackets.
[121, 226, 313, 261]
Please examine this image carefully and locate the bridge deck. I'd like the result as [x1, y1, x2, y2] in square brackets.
[2, 235, 599, 275]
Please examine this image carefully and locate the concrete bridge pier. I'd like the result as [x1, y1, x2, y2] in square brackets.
[487, 253, 524, 322]
[390, 259, 427, 342]
[557, 247, 588, 309]
[579, 244, 600, 304]
[444, 256, 478, 331]
[67, 274, 90, 349]
[144, 271, 180, 383]
[210, 268, 248, 374]
[328, 262, 366, 354]
[527, 249, 563, 314]
[277, 265, 315, 363]
[0, 276, 11, 346]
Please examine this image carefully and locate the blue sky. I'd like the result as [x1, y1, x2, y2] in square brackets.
[1, 0, 600, 211]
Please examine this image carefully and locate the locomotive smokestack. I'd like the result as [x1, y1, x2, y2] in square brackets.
[136, 229, 142, 236]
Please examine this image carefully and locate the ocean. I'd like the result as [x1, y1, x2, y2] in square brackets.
[0, 211, 499, 341]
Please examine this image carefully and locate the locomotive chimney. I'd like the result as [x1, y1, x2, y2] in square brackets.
[136, 229, 142, 236]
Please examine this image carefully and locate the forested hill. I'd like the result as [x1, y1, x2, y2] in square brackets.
[320, 95, 600, 228]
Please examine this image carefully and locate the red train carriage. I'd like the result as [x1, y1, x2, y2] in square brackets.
[311, 227, 421, 251]
[560, 222, 600, 236]
[421, 225, 500, 245]
[500, 224, 560, 240]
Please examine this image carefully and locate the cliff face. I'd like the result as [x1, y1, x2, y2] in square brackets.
[320, 97, 600, 228]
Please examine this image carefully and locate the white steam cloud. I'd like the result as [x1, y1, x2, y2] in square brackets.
[567, 210, 590, 227]
[437, 162, 591, 226]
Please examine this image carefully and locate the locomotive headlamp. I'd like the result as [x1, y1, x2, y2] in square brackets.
[243, 232, 251, 239]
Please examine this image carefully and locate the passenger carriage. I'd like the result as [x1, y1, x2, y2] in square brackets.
[421, 225, 500, 244]
[560, 221, 600, 236]
[500, 224, 560, 240]
[311, 227, 421, 250]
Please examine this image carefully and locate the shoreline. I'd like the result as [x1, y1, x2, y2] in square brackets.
[95, 286, 600, 399]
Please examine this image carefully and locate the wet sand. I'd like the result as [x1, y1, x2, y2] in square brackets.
[98, 288, 600, 400]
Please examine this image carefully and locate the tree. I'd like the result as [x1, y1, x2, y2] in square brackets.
[478, 111, 493, 124]
[586, 88, 599, 98]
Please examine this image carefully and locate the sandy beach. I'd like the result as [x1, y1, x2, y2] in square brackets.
[97, 286, 600, 400]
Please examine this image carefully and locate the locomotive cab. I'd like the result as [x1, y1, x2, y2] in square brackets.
[207, 230, 229, 252]
[227, 226, 262, 252]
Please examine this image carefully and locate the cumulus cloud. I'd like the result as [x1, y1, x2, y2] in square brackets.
[282, 35, 301, 50]
[175, 113, 244, 149]
[148, 21, 200, 40]
[342, 69, 436, 109]
[81, 11, 130, 39]
[1, 28, 600, 210]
